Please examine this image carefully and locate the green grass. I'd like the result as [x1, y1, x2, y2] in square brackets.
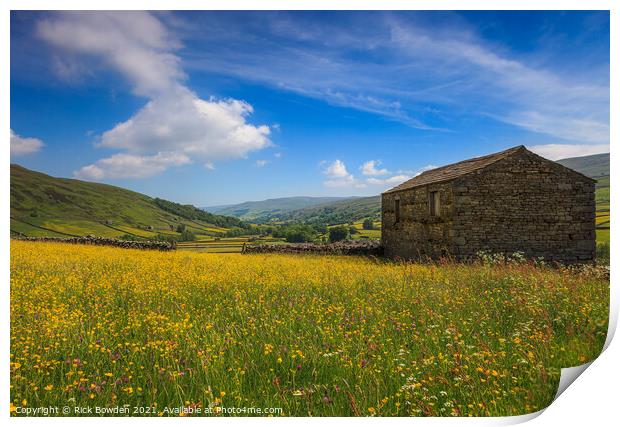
[10, 218, 69, 238]
[11, 164, 239, 239]
[596, 229, 610, 244]
[350, 220, 382, 240]
[594, 173, 610, 250]
[11, 241, 609, 416]
[40, 219, 122, 238]
[105, 224, 159, 239]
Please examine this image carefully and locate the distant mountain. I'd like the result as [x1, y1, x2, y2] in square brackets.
[10, 164, 244, 238]
[279, 195, 381, 225]
[202, 203, 236, 212]
[556, 153, 609, 179]
[205, 196, 355, 222]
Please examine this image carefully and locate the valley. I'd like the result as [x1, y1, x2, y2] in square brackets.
[10, 152, 610, 255]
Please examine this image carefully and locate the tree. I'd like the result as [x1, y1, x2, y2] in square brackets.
[349, 226, 358, 235]
[153, 198, 248, 228]
[329, 225, 349, 242]
[362, 218, 375, 230]
[285, 230, 310, 243]
[224, 227, 246, 237]
[179, 230, 196, 242]
[313, 223, 328, 234]
[176, 223, 186, 233]
[284, 224, 316, 243]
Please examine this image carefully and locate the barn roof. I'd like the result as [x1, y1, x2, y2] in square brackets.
[384, 145, 529, 193]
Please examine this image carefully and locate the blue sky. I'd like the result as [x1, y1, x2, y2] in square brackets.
[10, 11, 610, 206]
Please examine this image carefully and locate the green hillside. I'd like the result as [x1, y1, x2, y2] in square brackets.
[556, 152, 610, 246]
[556, 152, 609, 206]
[279, 195, 381, 225]
[556, 153, 609, 179]
[206, 196, 354, 221]
[10, 164, 244, 239]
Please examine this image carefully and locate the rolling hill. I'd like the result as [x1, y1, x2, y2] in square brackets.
[277, 195, 381, 225]
[205, 196, 355, 222]
[556, 152, 610, 245]
[556, 152, 609, 179]
[557, 152, 609, 206]
[10, 164, 245, 239]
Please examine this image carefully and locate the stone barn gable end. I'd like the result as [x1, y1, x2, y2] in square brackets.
[381, 145, 596, 262]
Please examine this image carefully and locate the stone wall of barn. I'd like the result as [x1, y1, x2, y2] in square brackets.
[381, 181, 455, 259]
[450, 150, 596, 262]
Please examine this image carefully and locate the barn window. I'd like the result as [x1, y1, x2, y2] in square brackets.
[429, 191, 440, 217]
[394, 199, 401, 223]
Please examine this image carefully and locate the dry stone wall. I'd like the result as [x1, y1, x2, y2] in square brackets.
[12, 236, 176, 251]
[243, 240, 382, 256]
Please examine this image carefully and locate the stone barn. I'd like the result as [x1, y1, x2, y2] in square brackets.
[381, 145, 596, 262]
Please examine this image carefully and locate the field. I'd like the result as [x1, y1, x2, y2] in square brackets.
[177, 237, 287, 253]
[11, 241, 608, 416]
[351, 220, 382, 240]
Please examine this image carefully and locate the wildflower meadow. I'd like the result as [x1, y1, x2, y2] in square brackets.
[10, 241, 609, 416]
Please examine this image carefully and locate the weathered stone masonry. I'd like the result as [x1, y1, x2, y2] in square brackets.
[381, 146, 596, 262]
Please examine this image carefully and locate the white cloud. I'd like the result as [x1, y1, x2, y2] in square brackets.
[390, 22, 609, 144]
[366, 174, 411, 186]
[322, 160, 365, 188]
[98, 87, 271, 161]
[414, 164, 438, 176]
[186, 13, 608, 144]
[51, 55, 93, 83]
[74, 152, 190, 180]
[321, 160, 440, 190]
[320, 159, 440, 191]
[324, 176, 362, 188]
[10, 129, 44, 156]
[360, 160, 388, 176]
[324, 159, 349, 178]
[527, 144, 610, 161]
[255, 159, 269, 167]
[364, 164, 439, 189]
[274, 152, 282, 158]
[38, 11, 271, 179]
[38, 11, 183, 97]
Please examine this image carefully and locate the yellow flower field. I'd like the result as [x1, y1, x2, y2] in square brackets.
[10, 241, 609, 416]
